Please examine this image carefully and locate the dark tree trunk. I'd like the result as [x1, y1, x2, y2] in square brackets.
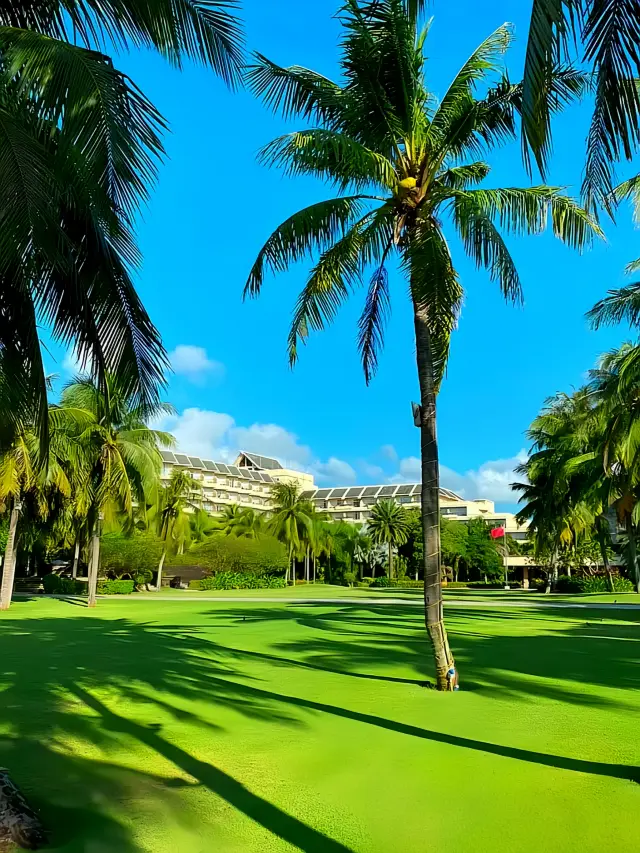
[413, 301, 455, 691]
[596, 523, 614, 592]
[0, 501, 20, 611]
[0, 769, 46, 849]
[387, 542, 393, 579]
[625, 515, 640, 593]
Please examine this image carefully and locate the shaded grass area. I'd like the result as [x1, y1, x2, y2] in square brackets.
[0, 598, 638, 851]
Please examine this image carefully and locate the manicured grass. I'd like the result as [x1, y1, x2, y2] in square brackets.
[0, 597, 638, 852]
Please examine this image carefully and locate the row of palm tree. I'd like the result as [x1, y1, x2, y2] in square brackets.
[7, 1, 640, 689]
[515, 337, 640, 595]
[0, 375, 172, 609]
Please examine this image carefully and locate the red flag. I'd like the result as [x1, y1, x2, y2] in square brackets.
[490, 526, 505, 539]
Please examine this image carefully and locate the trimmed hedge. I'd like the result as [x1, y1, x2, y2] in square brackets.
[43, 574, 85, 595]
[192, 572, 287, 590]
[96, 579, 135, 595]
[170, 534, 288, 577]
[371, 577, 423, 588]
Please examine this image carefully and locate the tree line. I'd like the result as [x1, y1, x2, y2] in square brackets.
[3, 0, 640, 690]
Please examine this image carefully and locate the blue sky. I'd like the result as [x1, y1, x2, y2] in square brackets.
[48, 0, 639, 509]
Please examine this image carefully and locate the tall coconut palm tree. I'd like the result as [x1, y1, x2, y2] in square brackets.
[0, 2, 243, 445]
[245, 1, 600, 688]
[523, 0, 640, 212]
[367, 499, 410, 579]
[156, 468, 200, 589]
[268, 482, 314, 583]
[60, 375, 174, 606]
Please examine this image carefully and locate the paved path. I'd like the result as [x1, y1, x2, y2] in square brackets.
[13, 593, 640, 610]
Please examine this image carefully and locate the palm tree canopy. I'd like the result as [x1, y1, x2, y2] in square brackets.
[246, 2, 600, 387]
[60, 375, 174, 524]
[268, 481, 315, 557]
[367, 498, 410, 546]
[0, 1, 243, 445]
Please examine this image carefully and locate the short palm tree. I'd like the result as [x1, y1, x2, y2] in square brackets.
[156, 468, 201, 589]
[60, 376, 174, 605]
[268, 482, 314, 583]
[0, 2, 243, 444]
[367, 499, 410, 579]
[213, 504, 264, 537]
[0, 408, 88, 608]
[245, 1, 600, 688]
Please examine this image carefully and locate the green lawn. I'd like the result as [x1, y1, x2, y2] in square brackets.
[1, 597, 638, 852]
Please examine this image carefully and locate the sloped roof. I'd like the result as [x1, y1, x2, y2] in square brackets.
[237, 451, 283, 471]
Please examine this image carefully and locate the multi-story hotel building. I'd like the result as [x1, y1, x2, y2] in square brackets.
[160, 449, 528, 539]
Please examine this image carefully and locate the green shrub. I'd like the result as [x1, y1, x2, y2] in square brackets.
[343, 571, 357, 587]
[444, 581, 468, 588]
[42, 574, 85, 595]
[100, 532, 163, 583]
[196, 572, 286, 590]
[96, 579, 135, 595]
[371, 577, 423, 588]
[357, 577, 373, 587]
[557, 574, 634, 593]
[170, 534, 287, 577]
[371, 576, 393, 587]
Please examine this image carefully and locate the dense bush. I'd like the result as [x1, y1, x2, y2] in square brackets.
[445, 581, 469, 588]
[42, 574, 85, 595]
[556, 574, 633, 593]
[96, 579, 135, 595]
[371, 576, 393, 587]
[170, 534, 288, 577]
[357, 577, 374, 588]
[194, 572, 286, 590]
[343, 571, 357, 587]
[100, 532, 163, 585]
[466, 581, 521, 589]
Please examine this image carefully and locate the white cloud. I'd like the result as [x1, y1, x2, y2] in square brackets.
[158, 408, 235, 460]
[358, 460, 385, 480]
[380, 444, 398, 462]
[440, 450, 528, 502]
[386, 450, 528, 504]
[169, 345, 224, 383]
[157, 407, 354, 486]
[313, 457, 357, 484]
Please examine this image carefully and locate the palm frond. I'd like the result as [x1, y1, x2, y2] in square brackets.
[405, 219, 462, 388]
[451, 192, 522, 303]
[0, 0, 245, 83]
[588, 282, 640, 328]
[357, 256, 393, 384]
[287, 205, 393, 365]
[258, 129, 397, 191]
[246, 54, 343, 122]
[244, 196, 372, 299]
[521, 0, 581, 175]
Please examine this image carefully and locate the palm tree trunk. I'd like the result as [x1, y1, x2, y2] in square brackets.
[413, 301, 455, 691]
[625, 515, 640, 593]
[87, 526, 100, 608]
[0, 500, 21, 611]
[72, 540, 81, 579]
[157, 549, 166, 590]
[388, 541, 393, 579]
[595, 520, 614, 592]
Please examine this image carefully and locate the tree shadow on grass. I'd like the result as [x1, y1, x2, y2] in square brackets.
[0, 603, 638, 851]
[0, 613, 355, 852]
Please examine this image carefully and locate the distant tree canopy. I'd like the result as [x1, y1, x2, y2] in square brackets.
[170, 534, 288, 577]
